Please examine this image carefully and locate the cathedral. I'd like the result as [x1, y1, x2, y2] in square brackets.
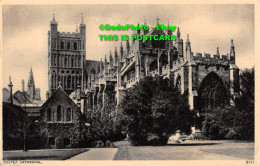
[47, 15, 240, 121]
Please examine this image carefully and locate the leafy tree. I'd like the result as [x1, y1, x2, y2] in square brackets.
[121, 76, 193, 145]
[89, 87, 126, 146]
[201, 68, 254, 140]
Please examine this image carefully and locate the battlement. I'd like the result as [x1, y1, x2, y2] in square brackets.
[58, 32, 80, 38]
[193, 51, 234, 62]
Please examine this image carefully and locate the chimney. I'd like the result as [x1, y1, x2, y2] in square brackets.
[22, 79, 25, 92]
[8, 76, 13, 104]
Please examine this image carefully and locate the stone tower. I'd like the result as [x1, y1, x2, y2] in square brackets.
[48, 13, 86, 95]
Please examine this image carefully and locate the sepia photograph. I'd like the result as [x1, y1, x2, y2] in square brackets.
[0, 1, 257, 165]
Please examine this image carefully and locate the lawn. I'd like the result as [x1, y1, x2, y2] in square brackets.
[3, 148, 89, 160]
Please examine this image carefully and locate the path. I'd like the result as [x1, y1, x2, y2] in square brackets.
[69, 148, 118, 160]
[113, 141, 254, 160]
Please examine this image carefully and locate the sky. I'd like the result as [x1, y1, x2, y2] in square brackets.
[2, 4, 254, 100]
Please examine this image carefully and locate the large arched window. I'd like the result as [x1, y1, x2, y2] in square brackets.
[74, 42, 77, 50]
[57, 105, 61, 121]
[67, 108, 72, 121]
[47, 108, 52, 122]
[198, 72, 229, 110]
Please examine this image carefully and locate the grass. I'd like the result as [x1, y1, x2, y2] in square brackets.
[3, 148, 89, 160]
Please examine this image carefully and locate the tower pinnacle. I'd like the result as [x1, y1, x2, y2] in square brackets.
[216, 47, 220, 55]
[156, 17, 160, 24]
[52, 10, 55, 21]
[81, 13, 84, 24]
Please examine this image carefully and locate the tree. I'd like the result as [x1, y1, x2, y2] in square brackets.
[201, 68, 254, 140]
[121, 76, 193, 145]
[89, 87, 126, 146]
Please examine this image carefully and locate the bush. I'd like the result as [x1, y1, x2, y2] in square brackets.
[147, 134, 168, 146]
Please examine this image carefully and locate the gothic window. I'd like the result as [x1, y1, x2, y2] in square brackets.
[198, 72, 229, 110]
[71, 56, 74, 67]
[54, 54, 56, 66]
[67, 41, 71, 50]
[74, 42, 77, 50]
[57, 54, 60, 66]
[61, 41, 64, 49]
[57, 105, 62, 121]
[51, 54, 53, 66]
[68, 55, 71, 67]
[47, 108, 52, 122]
[65, 55, 68, 67]
[76, 76, 78, 86]
[176, 76, 181, 92]
[51, 75, 54, 88]
[72, 76, 75, 89]
[75, 55, 78, 67]
[68, 76, 71, 89]
[64, 76, 67, 89]
[67, 108, 72, 121]
[78, 56, 80, 67]
[62, 54, 64, 67]
[58, 76, 60, 85]
[83, 40, 85, 50]
[54, 73, 56, 89]
[79, 76, 82, 86]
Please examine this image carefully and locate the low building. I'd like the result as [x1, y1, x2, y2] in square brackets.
[39, 85, 85, 148]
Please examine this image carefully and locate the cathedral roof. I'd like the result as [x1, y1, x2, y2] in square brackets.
[85, 60, 101, 73]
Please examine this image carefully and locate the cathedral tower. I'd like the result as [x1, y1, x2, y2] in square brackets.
[48, 13, 86, 95]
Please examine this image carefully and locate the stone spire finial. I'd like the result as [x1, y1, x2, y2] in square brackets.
[52, 10, 55, 21]
[76, 23, 78, 32]
[156, 16, 160, 24]
[8, 76, 13, 104]
[186, 34, 191, 52]
[177, 27, 180, 37]
[216, 47, 220, 55]
[81, 13, 84, 24]
[22, 79, 25, 92]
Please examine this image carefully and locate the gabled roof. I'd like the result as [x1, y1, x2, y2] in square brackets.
[41, 87, 78, 110]
[13, 90, 35, 105]
[3, 88, 22, 106]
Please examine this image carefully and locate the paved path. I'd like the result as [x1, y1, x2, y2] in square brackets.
[67, 141, 254, 160]
[113, 141, 254, 160]
[69, 148, 118, 160]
